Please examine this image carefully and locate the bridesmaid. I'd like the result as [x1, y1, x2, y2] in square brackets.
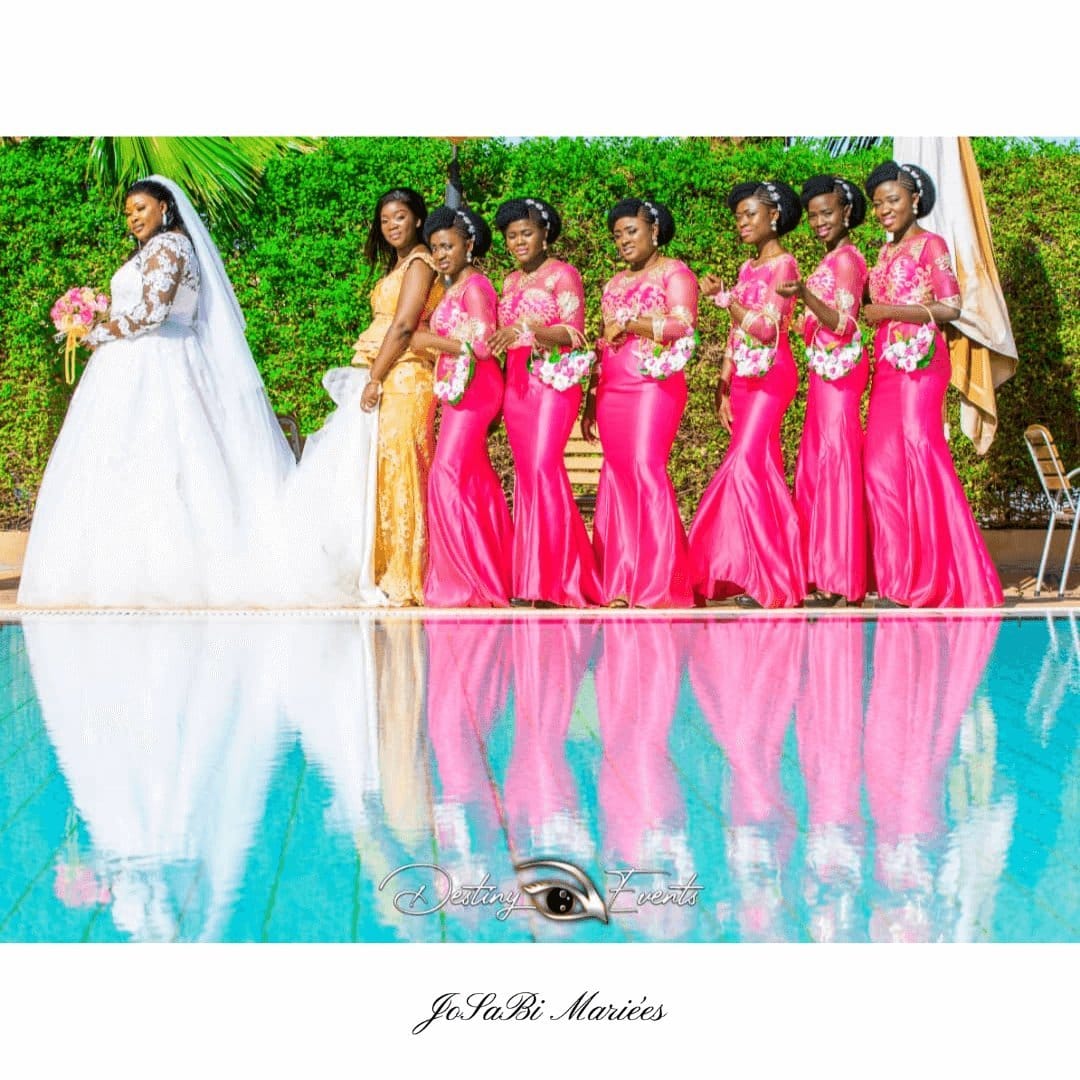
[689, 179, 807, 609]
[582, 198, 698, 608]
[487, 197, 601, 608]
[408, 207, 513, 607]
[861, 161, 1003, 608]
[778, 175, 870, 606]
[356, 187, 444, 606]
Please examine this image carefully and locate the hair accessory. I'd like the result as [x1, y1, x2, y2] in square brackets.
[524, 198, 550, 227]
[898, 164, 924, 197]
[836, 179, 854, 205]
[455, 210, 477, 238]
[642, 201, 660, 223]
[761, 181, 782, 206]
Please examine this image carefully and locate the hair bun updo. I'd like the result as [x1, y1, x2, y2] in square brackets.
[726, 179, 802, 236]
[798, 174, 867, 229]
[864, 160, 937, 218]
[423, 205, 493, 258]
[494, 197, 563, 244]
[606, 197, 676, 246]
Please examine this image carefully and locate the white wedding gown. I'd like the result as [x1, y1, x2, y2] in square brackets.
[18, 228, 384, 608]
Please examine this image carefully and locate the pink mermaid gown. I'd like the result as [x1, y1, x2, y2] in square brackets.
[424, 273, 513, 607]
[499, 260, 602, 606]
[864, 231, 1003, 608]
[688, 254, 807, 608]
[593, 258, 698, 608]
[793, 244, 870, 601]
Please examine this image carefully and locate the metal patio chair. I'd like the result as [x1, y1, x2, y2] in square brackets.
[1024, 424, 1080, 597]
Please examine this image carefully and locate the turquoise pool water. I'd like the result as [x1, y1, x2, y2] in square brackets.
[1, 612, 1077, 942]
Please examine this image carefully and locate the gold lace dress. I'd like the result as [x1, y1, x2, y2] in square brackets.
[352, 249, 444, 605]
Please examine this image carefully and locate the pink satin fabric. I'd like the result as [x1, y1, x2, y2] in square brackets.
[794, 244, 870, 601]
[499, 261, 601, 606]
[864, 232, 1003, 608]
[689, 255, 807, 608]
[593, 258, 697, 608]
[425, 274, 513, 608]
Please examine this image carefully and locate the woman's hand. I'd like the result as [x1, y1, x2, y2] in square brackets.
[487, 325, 521, 355]
[581, 390, 599, 443]
[775, 278, 803, 299]
[861, 304, 890, 324]
[360, 378, 381, 412]
[699, 273, 725, 297]
[715, 378, 733, 434]
[602, 320, 626, 345]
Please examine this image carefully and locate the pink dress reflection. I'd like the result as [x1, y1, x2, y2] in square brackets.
[503, 619, 597, 856]
[689, 255, 806, 608]
[597, 619, 693, 938]
[499, 261, 601, 606]
[593, 258, 697, 608]
[794, 244, 870, 602]
[864, 232, 1003, 608]
[688, 618, 806, 939]
[425, 620, 511, 861]
[596, 620, 686, 860]
[864, 617, 999, 940]
[425, 274, 513, 607]
[795, 617, 866, 940]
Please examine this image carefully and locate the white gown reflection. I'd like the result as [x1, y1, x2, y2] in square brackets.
[24, 616, 283, 941]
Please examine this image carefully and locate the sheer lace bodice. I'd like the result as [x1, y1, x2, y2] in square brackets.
[85, 232, 200, 346]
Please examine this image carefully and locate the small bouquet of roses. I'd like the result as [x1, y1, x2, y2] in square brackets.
[639, 331, 697, 380]
[732, 328, 775, 378]
[879, 322, 935, 373]
[50, 286, 109, 384]
[433, 341, 477, 406]
[806, 327, 864, 382]
[529, 347, 594, 391]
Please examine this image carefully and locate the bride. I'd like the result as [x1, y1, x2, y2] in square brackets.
[17, 175, 383, 608]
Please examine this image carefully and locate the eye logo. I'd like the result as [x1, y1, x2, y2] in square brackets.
[515, 859, 609, 924]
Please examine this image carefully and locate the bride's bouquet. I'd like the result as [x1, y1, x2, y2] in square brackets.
[50, 287, 109, 384]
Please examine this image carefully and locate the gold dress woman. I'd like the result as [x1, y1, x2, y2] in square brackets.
[357, 189, 445, 605]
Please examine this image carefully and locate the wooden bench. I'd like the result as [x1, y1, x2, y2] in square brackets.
[565, 419, 604, 517]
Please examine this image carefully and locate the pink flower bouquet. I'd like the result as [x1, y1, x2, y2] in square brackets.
[50, 286, 109, 384]
[639, 332, 696, 381]
[879, 322, 936, 373]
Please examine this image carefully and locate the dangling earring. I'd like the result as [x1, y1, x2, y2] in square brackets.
[162, 209, 169, 227]
[466, 249, 473, 263]
[771, 217, 778, 232]
[843, 213, 851, 227]
[542, 239, 548, 251]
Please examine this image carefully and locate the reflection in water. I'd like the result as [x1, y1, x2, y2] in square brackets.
[689, 620, 805, 942]
[23, 617, 282, 942]
[9, 611, 1077, 942]
[797, 618, 866, 943]
[864, 618, 999, 942]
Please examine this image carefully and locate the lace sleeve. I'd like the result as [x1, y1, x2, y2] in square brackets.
[924, 233, 961, 311]
[460, 276, 498, 347]
[552, 263, 586, 337]
[84, 233, 188, 346]
[654, 261, 698, 342]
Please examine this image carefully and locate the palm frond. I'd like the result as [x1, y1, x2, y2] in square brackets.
[87, 136, 319, 230]
[784, 136, 884, 157]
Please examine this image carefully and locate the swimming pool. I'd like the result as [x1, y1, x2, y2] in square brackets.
[1, 611, 1077, 942]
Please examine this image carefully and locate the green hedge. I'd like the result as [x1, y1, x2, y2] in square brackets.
[2, 136, 1077, 529]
